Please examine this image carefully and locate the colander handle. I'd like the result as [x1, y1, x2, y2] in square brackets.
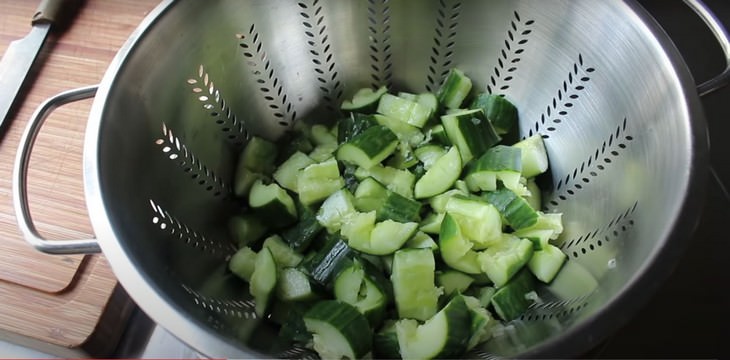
[683, 0, 730, 96]
[12, 85, 101, 255]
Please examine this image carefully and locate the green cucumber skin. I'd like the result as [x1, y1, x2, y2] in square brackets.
[336, 125, 399, 169]
[301, 236, 355, 288]
[373, 321, 401, 359]
[338, 113, 378, 143]
[304, 300, 373, 359]
[280, 201, 324, 253]
[483, 187, 538, 230]
[396, 294, 472, 359]
[470, 93, 518, 135]
[248, 180, 298, 229]
[436, 68, 473, 110]
[441, 110, 501, 163]
[490, 269, 536, 321]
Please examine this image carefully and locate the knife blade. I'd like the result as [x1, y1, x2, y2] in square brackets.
[0, 0, 78, 134]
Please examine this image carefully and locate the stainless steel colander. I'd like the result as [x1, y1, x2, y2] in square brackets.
[13, 0, 730, 358]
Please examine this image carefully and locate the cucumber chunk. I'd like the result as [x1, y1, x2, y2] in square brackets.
[377, 93, 432, 128]
[395, 294, 472, 359]
[513, 134, 549, 178]
[445, 195, 502, 249]
[437, 269, 475, 296]
[336, 125, 399, 170]
[298, 157, 345, 205]
[483, 187, 539, 230]
[262, 234, 303, 268]
[250, 247, 278, 317]
[248, 180, 298, 228]
[276, 267, 316, 301]
[273, 151, 315, 192]
[341, 85, 388, 113]
[437, 68, 473, 110]
[469, 93, 518, 135]
[441, 109, 501, 163]
[334, 258, 390, 326]
[316, 188, 358, 234]
[228, 246, 258, 282]
[439, 213, 482, 274]
[477, 234, 534, 287]
[391, 248, 442, 321]
[528, 243, 567, 283]
[414, 146, 462, 199]
[490, 268, 536, 321]
[304, 300, 373, 360]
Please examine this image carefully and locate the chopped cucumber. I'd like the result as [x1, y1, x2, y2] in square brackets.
[228, 246, 258, 282]
[354, 177, 422, 223]
[469, 93, 518, 135]
[437, 68, 473, 110]
[490, 268, 536, 321]
[316, 188, 358, 234]
[373, 321, 401, 359]
[298, 157, 345, 205]
[445, 195, 502, 249]
[377, 93, 432, 128]
[338, 113, 377, 144]
[484, 187, 539, 230]
[477, 234, 534, 287]
[303, 300, 372, 360]
[248, 180, 298, 228]
[342, 85, 388, 113]
[391, 248, 442, 321]
[395, 294, 472, 359]
[441, 109, 501, 163]
[273, 151, 315, 192]
[262, 235, 303, 268]
[250, 247, 277, 317]
[414, 146, 462, 199]
[513, 134, 549, 178]
[439, 213, 482, 274]
[437, 269, 475, 296]
[276, 267, 316, 301]
[528, 243, 567, 283]
[225, 73, 568, 357]
[301, 235, 355, 288]
[336, 125, 398, 170]
[227, 214, 268, 248]
[334, 258, 390, 326]
[280, 201, 323, 252]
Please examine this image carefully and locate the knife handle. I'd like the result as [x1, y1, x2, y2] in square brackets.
[31, 0, 80, 27]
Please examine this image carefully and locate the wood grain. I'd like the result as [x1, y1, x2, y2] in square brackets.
[0, 0, 159, 353]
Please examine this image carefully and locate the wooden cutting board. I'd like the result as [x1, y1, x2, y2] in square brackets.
[0, 0, 160, 355]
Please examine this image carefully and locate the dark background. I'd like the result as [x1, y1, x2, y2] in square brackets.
[588, 0, 730, 358]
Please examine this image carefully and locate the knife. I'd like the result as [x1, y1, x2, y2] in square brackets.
[0, 0, 78, 134]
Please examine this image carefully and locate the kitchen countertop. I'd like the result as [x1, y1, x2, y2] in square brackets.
[1, 0, 729, 358]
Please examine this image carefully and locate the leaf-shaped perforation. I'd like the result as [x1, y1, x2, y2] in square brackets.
[149, 199, 236, 259]
[154, 123, 229, 198]
[299, 0, 344, 114]
[187, 65, 248, 145]
[182, 284, 258, 320]
[237, 25, 296, 127]
[527, 54, 595, 139]
[561, 201, 638, 259]
[425, 0, 462, 92]
[545, 118, 634, 209]
[487, 11, 534, 95]
[367, 0, 393, 89]
[518, 294, 591, 322]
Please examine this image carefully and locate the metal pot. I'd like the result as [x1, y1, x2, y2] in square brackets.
[13, 0, 730, 358]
